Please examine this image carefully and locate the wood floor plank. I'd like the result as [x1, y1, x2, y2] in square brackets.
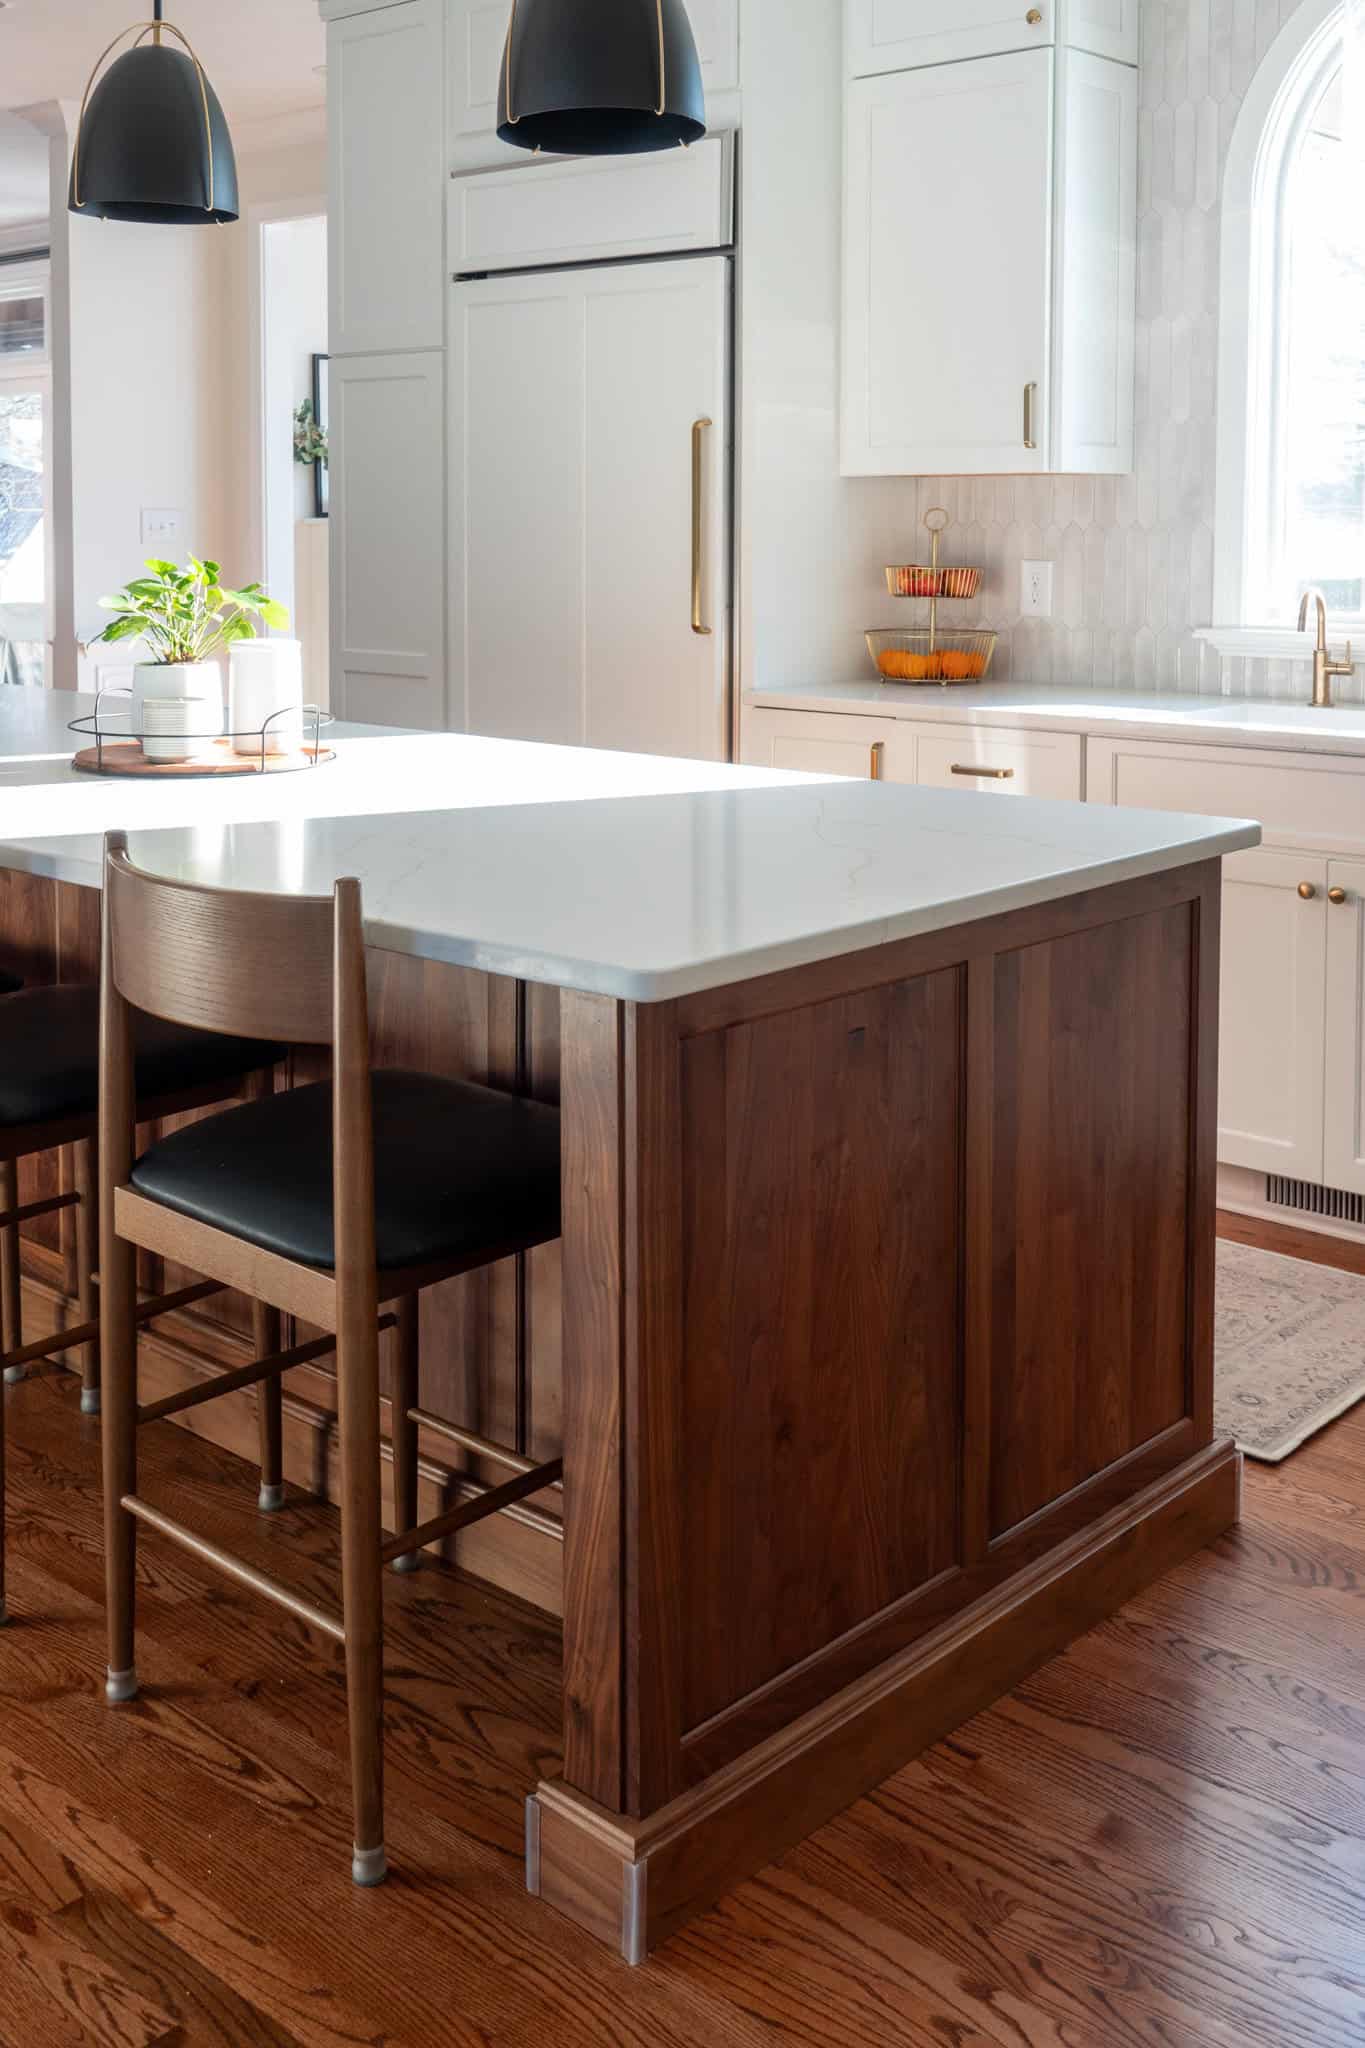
[5, 1363, 1365, 2046]
[0, 1889, 180, 2048]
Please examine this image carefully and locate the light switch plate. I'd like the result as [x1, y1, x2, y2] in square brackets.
[141, 507, 182, 547]
[1020, 561, 1054, 618]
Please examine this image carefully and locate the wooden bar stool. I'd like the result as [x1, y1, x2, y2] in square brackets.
[98, 831, 562, 1887]
[0, 983, 284, 1628]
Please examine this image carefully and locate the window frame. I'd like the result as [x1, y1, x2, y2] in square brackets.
[1202, 0, 1358, 660]
[0, 257, 54, 685]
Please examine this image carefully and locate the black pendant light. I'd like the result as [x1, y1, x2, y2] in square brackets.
[68, 0, 238, 225]
[498, 0, 706, 157]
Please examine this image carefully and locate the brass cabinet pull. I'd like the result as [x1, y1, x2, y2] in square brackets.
[1023, 382, 1039, 451]
[1329, 887, 1349, 906]
[870, 741, 885, 781]
[951, 763, 1015, 780]
[1026, 7, 1043, 21]
[691, 418, 713, 636]
[1299, 882, 1318, 900]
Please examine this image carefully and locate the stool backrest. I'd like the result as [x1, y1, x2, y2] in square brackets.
[103, 831, 344, 1047]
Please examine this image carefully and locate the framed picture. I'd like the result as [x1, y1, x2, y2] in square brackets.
[312, 353, 330, 518]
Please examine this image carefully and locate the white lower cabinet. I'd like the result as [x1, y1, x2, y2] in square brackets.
[1325, 860, 1365, 1197]
[742, 707, 910, 781]
[915, 727, 1082, 800]
[1218, 850, 1328, 1181]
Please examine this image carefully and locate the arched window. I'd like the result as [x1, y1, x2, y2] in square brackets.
[1206, 0, 1365, 655]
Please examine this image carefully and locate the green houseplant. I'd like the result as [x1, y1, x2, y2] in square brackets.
[91, 556, 289, 752]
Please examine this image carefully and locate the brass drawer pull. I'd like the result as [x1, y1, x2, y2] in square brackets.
[1027, 7, 1043, 21]
[870, 741, 885, 781]
[1299, 882, 1318, 901]
[951, 763, 1015, 780]
[1330, 887, 1349, 906]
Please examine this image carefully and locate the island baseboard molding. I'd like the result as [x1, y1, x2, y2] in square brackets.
[529, 1437, 1241, 1963]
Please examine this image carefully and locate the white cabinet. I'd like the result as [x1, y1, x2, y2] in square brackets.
[915, 725, 1082, 800]
[329, 0, 445, 354]
[841, 47, 1136, 475]
[1218, 851, 1329, 1180]
[742, 706, 911, 781]
[449, 0, 740, 150]
[329, 352, 446, 729]
[1325, 861, 1365, 1197]
[846, 0, 1138, 73]
[451, 256, 730, 760]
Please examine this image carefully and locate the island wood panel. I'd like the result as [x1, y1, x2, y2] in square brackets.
[988, 900, 1194, 1540]
[3, 876, 568, 1607]
[678, 969, 963, 1735]
[551, 864, 1226, 1868]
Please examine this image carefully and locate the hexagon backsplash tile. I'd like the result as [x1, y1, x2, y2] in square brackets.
[853, 0, 1362, 706]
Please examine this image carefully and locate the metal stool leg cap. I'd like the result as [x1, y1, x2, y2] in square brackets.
[258, 1483, 286, 1514]
[3, 1365, 26, 1386]
[390, 1551, 421, 1575]
[351, 1845, 388, 1887]
[105, 1666, 138, 1704]
[81, 1388, 102, 1417]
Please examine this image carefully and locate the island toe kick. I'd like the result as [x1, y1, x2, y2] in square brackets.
[534, 858, 1240, 1961]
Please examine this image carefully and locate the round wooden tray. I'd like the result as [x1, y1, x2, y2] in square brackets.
[71, 740, 336, 780]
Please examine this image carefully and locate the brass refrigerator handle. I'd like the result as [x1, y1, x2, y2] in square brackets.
[870, 741, 885, 780]
[692, 418, 713, 636]
[951, 764, 1015, 780]
[1024, 382, 1039, 451]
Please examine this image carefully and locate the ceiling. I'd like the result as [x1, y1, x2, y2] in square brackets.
[0, 0, 326, 131]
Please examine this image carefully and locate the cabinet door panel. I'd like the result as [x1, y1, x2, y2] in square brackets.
[1324, 860, 1365, 1197]
[330, 353, 446, 729]
[842, 53, 1052, 476]
[847, 0, 1055, 73]
[330, 0, 445, 353]
[915, 727, 1082, 800]
[1218, 850, 1327, 1181]
[452, 258, 730, 760]
[1059, 0, 1140, 63]
[1053, 49, 1136, 473]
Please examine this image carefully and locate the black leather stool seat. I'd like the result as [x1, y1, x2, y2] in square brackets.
[0, 986, 283, 1132]
[0, 970, 21, 996]
[130, 1070, 562, 1274]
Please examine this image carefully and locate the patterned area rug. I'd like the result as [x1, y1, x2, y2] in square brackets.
[1216, 1239, 1365, 1462]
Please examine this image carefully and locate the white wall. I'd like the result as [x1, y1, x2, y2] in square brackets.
[261, 211, 327, 625]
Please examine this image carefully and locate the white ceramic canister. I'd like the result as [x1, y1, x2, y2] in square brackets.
[228, 638, 305, 755]
[131, 661, 224, 742]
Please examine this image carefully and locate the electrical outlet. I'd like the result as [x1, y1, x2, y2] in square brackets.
[1020, 561, 1054, 619]
[141, 507, 182, 547]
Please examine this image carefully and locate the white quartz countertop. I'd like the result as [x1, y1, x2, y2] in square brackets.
[0, 690, 1259, 1002]
[746, 680, 1365, 757]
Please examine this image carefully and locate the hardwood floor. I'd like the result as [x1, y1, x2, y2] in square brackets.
[3, 1353, 1365, 2045]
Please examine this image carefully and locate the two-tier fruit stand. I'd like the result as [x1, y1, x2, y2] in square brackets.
[866, 508, 997, 686]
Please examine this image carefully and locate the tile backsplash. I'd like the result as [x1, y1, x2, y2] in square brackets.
[859, 0, 1360, 705]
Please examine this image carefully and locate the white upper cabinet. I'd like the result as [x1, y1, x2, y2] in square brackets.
[329, 0, 446, 354]
[841, 42, 1136, 475]
[847, 0, 1137, 74]
[449, 0, 740, 148]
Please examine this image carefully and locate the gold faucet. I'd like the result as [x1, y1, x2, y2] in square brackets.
[1298, 588, 1355, 709]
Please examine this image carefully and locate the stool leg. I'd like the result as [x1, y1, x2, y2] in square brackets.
[0, 1261, 8, 1625]
[1, 1158, 24, 1384]
[338, 1310, 386, 1885]
[74, 1140, 101, 1416]
[101, 1208, 140, 1705]
[254, 1302, 285, 1512]
[390, 1295, 420, 1574]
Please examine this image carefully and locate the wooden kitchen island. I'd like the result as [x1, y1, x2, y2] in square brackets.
[0, 691, 1259, 1959]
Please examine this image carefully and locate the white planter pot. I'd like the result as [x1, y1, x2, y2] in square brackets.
[131, 662, 224, 750]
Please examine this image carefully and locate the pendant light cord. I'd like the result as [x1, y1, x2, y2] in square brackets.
[502, 0, 668, 126]
[71, 16, 217, 215]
